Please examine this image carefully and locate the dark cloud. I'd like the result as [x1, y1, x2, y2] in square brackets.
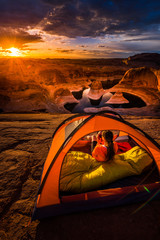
[0, 0, 160, 46]
[0, 28, 43, 48]
[56, 48, 75, 53]
[0, 0, 50, 28]
[41, 0, 160, 38]
[79, 45, 88, 48]
[98, 45, 106, 48]
[43, 0, 75, 7]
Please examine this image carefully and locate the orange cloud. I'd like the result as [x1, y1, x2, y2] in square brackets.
[0, 28, 43, 49]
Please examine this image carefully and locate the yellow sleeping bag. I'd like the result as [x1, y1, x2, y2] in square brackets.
[60, 146, 153, 194]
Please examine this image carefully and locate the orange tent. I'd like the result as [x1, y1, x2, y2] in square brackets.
[32, 111, 160, 220]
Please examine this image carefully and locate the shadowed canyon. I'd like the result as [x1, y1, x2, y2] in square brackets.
[0, 53, 160, 116]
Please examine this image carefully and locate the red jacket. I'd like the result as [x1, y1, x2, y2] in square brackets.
[92, 142, 118, 162]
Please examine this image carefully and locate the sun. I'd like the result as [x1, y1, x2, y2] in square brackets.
[7, 47, 22, 57]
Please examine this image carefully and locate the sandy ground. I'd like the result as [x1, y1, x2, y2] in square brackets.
[0, 113, 160, 240]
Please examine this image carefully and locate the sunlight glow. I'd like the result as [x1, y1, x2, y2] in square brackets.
[7, 47, 22, 57]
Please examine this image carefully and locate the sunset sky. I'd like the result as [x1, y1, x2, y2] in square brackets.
[0, 0, 160, 58]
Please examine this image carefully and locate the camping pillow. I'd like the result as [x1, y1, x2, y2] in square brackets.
[60, 146, 153, 194]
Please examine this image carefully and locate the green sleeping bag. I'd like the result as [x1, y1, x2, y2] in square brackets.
[60, 146, 153, 194]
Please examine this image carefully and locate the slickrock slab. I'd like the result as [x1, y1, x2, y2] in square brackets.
[0, 113, 160, 240]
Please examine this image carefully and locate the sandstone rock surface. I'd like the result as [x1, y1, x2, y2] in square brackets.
[106, 91, 129, 104]
[0, 54, 160, 114]
[119, 67, 158, 89]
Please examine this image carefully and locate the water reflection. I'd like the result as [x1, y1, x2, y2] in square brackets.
[64, 89, 146, 113]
